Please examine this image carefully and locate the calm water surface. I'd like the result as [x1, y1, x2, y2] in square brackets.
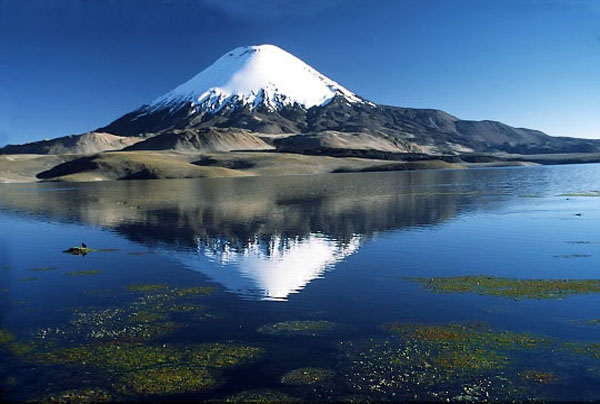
[1, 165, 600, 401]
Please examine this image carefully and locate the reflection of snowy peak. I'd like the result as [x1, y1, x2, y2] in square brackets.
[176, 233, 362, 301]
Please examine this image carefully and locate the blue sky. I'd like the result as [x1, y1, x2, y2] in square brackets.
[1, 0, 599, 146]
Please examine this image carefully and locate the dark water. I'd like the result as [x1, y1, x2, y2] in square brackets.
[1, 165, 600, 402]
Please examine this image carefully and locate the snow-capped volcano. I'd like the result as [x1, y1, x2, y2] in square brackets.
[148, 44, 362, 114]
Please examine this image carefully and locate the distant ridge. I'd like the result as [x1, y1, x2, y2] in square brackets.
[0, 132, 142, 155]
[3, 44, 600, 157]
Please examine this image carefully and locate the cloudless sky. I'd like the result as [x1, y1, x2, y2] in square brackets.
[1, 0, 599, 146]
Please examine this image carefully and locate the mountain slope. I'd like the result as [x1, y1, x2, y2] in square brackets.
[97, 44, 599, 155]
[125, 128, 274, 152]
[0, 132, 143, 155]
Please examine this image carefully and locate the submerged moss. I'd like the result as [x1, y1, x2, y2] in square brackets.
[258, 320, 339, 336]
[117, 366, 217, 395]
[221, 389, 300, 403]
[563, 342, 600, 359]
[29, 266, 57, 272]
[407, 275, 600, 299]
[33, 341, 263, 371]
[559, 191, 600, 197]
[187, 343, 264, 369]
[127, 311, 168, 324]
[167, 304, 208, 313]
[66, 270, 103, 276]
[383, 322, 550, 350]
[6, 341, 36, 356]
[280, 367, 336, 385]
[519, 370, 557, 384]
[175, 286, 215, 296]
[0, 329, 15, 344]
[33, 341, 264, 396]
[334, 322, 555, 400]
[127, 284, 170, 293]
[41, 388, 113, 403]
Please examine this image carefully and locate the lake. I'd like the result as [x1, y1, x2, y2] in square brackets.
[1, 164, 600, 402]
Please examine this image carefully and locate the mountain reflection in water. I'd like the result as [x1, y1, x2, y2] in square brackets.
[0, 170, 491, 299]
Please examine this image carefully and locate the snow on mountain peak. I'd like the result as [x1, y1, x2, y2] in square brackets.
[148, 44, 363, 113]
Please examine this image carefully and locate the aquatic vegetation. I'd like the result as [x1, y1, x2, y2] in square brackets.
[221, 389, 300, 403]
[33, 341, 264, 396]
[258, 320, 339, 336]
[127, 283, 170, 293]
[280, 367, 336, 385]
[6, 341, 36, 356]
[18, 276, 38, 282]
[67, 306, 181, 341]
[167, 304, 208, 313]
[66, 270, 103, 276]
[175, 286, 215, 296]
[0, 329, 15, 344]
[562, 342, 600, 359]
[553, 254, 591, 259]
[559, 191, 600, 197]
[0, 329, 36, 356]
[334, 322, 554, 400]
[519, 370, 557, 384]
[40, 388, 113, 403]
[407, 275, 600, 299]
[127, 310, 168, 323]
[117, 366, 217, 395]
[187, 343, 264, 369]
[337, 336, 525, 401]
[29, 266, 57, 272]
[1, 265, 10, 270]
[383, 322, 550, 350]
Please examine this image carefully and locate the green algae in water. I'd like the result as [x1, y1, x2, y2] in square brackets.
[127, 311, 168, 324]
[40, 388, 113, 403]
[562, 342, 600, 359]
[18, 276, 38, 282]
[558, 191, 600, 197]
[175, 286, 215, 296]
[187, 343, 264, 369]
[117, 366, 217, 395]
[127, 284, 170, 293]
[0, 329, 15, 344]
[167, 304, 209, 313]
[407, 275, 600, 299]
[519, 370, 558, 384]
[220, 389, 300, 403]
[29, 266, 58, 272]
[31, 342, 264, 396]
[257, 320, 339, 336]
[280, 367, 336, 386]
[334, 322, 555, 401]
[383, 322, 550, 350]
[66, 270, 103, 276]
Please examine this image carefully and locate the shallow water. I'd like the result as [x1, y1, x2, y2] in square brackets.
[1, 165, 600, 401]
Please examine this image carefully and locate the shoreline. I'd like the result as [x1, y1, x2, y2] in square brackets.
[1, 150, 598, 184]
